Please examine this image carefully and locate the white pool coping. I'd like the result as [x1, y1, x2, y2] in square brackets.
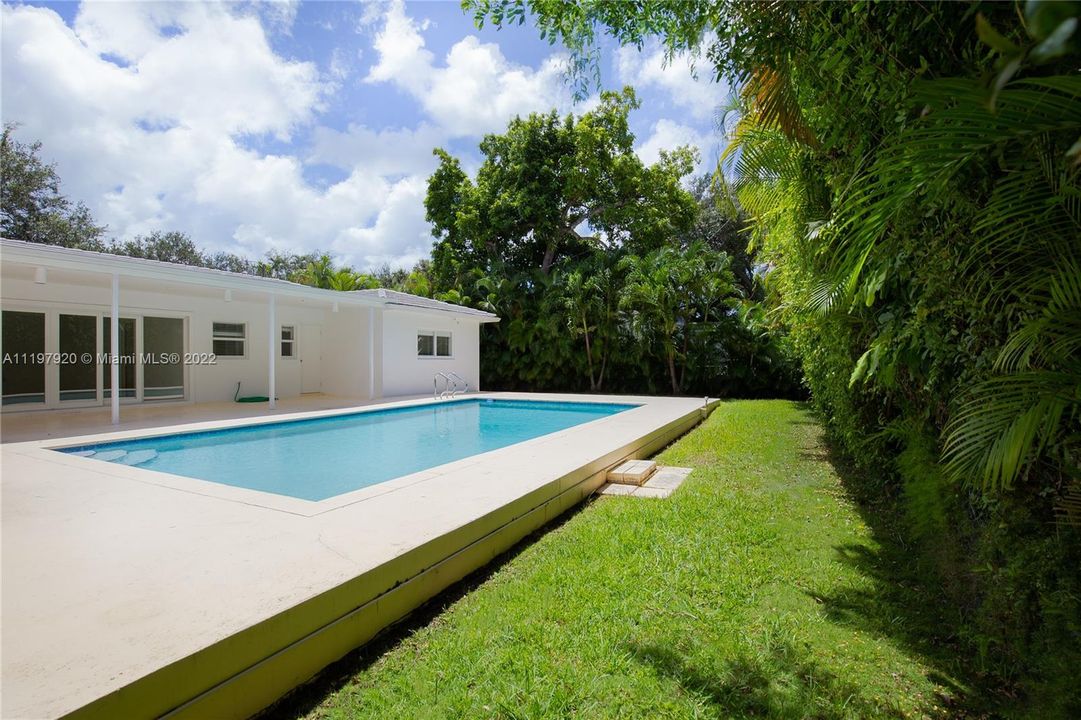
[1, 392, 712, 719]
[21, 395, 641, 517]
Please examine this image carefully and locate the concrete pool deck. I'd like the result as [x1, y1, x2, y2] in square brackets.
[0, 392, 388, 444]
[1, 393, 713, 719]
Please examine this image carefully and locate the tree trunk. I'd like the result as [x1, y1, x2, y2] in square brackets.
[582, 313, 595, 391]
[541, 242, 556, 274]
[667, 345, 680, 395]
[677, 331, 685, 390]
[597, 303, 611, 391]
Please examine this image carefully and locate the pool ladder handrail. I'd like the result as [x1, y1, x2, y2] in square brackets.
[447, 371, 469, 397]
[433, 372, 468, 399]
[433, 372, 450, 399]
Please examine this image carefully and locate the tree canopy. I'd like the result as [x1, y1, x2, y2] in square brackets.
[426, 87, 698, 280]
[422, 85, 798, 398]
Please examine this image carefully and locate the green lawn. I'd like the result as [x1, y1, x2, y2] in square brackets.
[272, 400, 988, 719]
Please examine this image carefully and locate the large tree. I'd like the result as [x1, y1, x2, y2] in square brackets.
[425, 87, 698, 281]
[1, 123, 106, 248]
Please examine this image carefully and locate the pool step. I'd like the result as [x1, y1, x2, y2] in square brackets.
[607, 459, 657, 486]
[70, 448, 159, 466]
[119, 450, 158, 466]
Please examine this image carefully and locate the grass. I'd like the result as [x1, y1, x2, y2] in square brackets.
[268, 400, 991, 719]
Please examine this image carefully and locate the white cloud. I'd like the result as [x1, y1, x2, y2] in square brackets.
[326, 46, 365, 83]
[309, 123, 445, 177]
[11, 3, 324, 140]
[1, 0, 722, 272]
[71, 1, 178, 62]
[364, 0, 575, 137]
[364, 0, 433, 95]
[254, 0, 301, 35]
[355, 0, 388, 32]
[334, 175, 432, 269]
[0, 2, 432, 269]
[616, 44, 727, 123]
[636, 119, 716, 174]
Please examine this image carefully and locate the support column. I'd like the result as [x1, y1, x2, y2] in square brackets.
[110, 273, 119, 425]
[368, 306, 375, 400]
[268, 294, 276, 410]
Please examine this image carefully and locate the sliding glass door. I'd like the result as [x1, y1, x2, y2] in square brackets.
[59, 314, 98, 403]
[1, 311, 46, 406]
[143, 317, 184, 399]
[2, 310, 187, 409]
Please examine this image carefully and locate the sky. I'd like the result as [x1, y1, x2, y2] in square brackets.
[1, 0, 729, 270]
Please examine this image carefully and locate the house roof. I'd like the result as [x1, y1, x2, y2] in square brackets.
[352, 288, 497, 320]
[0, 238, 499, 321]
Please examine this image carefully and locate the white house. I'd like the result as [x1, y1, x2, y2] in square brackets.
[0, 238, 498, 420]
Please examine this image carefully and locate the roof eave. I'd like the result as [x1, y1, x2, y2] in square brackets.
[382, 303, 500, 322]
[0, 238, 384, 308]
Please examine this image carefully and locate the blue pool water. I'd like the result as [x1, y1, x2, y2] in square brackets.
[58, 399, 635, 501]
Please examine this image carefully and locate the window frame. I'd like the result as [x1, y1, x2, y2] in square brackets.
[417, 330, 452, 359]
[280, 325, 296, 359]
[212, 321, 247, 358]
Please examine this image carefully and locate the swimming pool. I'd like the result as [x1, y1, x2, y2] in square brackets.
[58, 399, 635, 501]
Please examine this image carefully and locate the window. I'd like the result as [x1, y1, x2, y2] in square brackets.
[417, 332, 434, 357]
[417, 330, 451, 358]
[280, 325, 295, 357]
[212, 322, 246, 357]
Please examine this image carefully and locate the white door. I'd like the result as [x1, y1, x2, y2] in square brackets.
[300, 325, 322, 393]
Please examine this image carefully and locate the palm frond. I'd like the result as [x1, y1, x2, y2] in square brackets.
[942, 370, 1080, 492]
[816, 77, 1081, 310]
[997, 257, 1081, 372]
[1058, 475, 1081, 526]
[741, 66, 819, 149]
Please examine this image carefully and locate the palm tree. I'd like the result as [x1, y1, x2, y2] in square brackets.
[294, 254, 336, 289]
[435, 288, 472, 306]
[620, 244, 734, 395]
[560, 267, 604, 391]
[328, 269, 378, 291]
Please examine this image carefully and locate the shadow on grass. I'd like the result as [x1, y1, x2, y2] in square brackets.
[628, 640, 905, 719]
[257, 499, 597, 720]
[785, 406, 1004, 718]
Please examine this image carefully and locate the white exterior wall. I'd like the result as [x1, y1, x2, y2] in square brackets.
[319, 307, 372, 400]
[2, 271, 492, 409]
[381, 309, 481, 398]
[0, 275, 331, 405]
